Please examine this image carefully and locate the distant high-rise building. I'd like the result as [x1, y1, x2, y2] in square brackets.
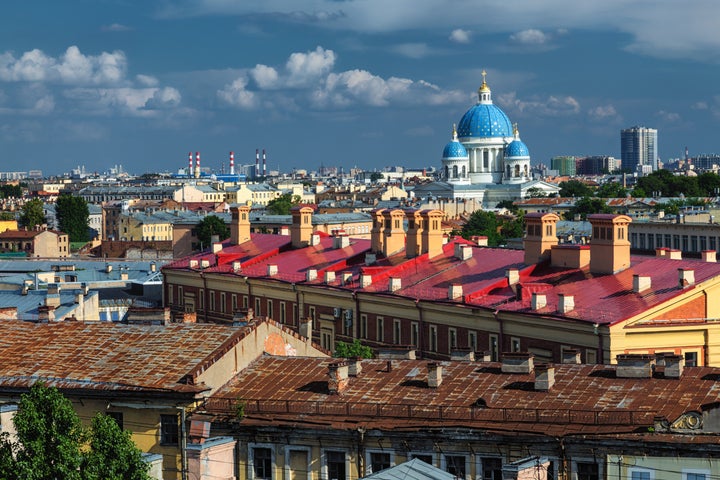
[621, 126, 658, 173]
[550, 156, 576, 176]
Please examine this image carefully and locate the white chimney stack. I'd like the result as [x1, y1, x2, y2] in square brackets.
[229, 151, 235, 175]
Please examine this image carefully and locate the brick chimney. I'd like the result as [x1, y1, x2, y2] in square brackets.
[405, 209, 424, 258]
[370, 209, 386, 254]
[524, 213, 559, 265]
[678, 268, 695, 287]
[427, 362, 443, 388]
[534, 364, 555, 391]
[348, 357, 363, 377]
[588, 214, 632, 274]
[381, 209, 406, 257]
[557, 294, 575, 314]
[291, 205, 314, 249]
[616, 354, 654, 378]
[230, 205, 251, 245]
[633, 274, 651, 293]
[663, 354, 684, 378]
[501, 352, 534, 374]
[420, 209, 445, 258]
[328, 362, 349, 394]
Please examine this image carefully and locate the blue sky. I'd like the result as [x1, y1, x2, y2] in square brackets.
[1, 0, 720, 176]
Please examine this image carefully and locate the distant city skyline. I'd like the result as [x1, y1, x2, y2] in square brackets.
[2, 1, 720, 175]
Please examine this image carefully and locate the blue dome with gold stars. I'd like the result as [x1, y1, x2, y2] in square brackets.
[457, 103, 513, 139]
[442, 126, 468, 158]
[506, 138, 529, 158]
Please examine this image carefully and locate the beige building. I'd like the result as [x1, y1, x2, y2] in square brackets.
[0, 228, 69, 258]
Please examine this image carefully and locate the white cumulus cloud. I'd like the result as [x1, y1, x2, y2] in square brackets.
[217, 77, 258, 109]
[449, 29, 471, 44]
[285, 46, 336, 86]
[499, 91, 580, 116]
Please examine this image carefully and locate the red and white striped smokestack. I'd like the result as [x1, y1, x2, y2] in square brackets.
[229, 151, 235, 175]
[255, 149, 259, 177]
[194, 152, 201, 178]
[263, 148, 267, 175]
[188, 152, 193, 174]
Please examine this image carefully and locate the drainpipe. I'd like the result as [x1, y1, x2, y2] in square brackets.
[416, 299, 424, 359]
[594, 323, 605, 364]
[494, 309, 504, 356]
[353, 292, 360, 339]
[178, 406, 187, 480]
[357, 427, 366, 478]
[201, 272, 208, 323]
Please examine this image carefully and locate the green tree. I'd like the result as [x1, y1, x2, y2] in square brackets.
[525, 187, 547, 198]
[370, 172, 384, 182]
[0, 383, 150, 480]
[0, 383, 85, 479]
[462, 210, 502, 246]
[196, 215, 230, 250]
[564, 197, 612, 220]
[83, 413, 151, 480]
[19, 198, 45, 229]
[266, 193, 301, 215]
[56, 194, 90, 242]
[596, 182, 627, 198]
[334, 339, 373, 358]
[496, 200, 519, 213]
[558, 180, 594, 198]
[0, 184, 22, 198]
[698, 172, 720, 196]
[0, 211, 15, 221]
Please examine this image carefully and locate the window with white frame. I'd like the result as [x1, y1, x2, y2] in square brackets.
[360, 314, 368, 339]
[255, 298, 261, 315]
[376, 317, 384, 343]
[393, 319, 401, 344]
[249, 444, 274, 480]
[629, 467, 653, 480]
[683, 470, 710, 480]
[411, 322, 419, 347]
[429, 326, 438, 352]
[366, 450, 393, 474]
[489, 334, 499, 361]
[444, 454, 468, 479]
[323, 450, 347, 480]
[468, 331, 477, 351]
[449, 328, 457, 350]
[220, 292, 226, 313]
[481, 457, 502, 480]
[511, 337, 520, 352]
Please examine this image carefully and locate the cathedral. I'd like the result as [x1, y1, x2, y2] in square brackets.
[413, 71, 559, 206]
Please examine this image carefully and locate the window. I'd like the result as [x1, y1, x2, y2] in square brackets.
[325, 451, 346, 480]
[280, 302, 286, 323]
[449, 328, 457, 350]
[178, 286, 184, 306]
[209, 291, 216, 311]
[232, 294, 238, 312]
[685, 351, 699, 367]
[393, 319, 402, 344]
[411, 322, 419, 347]
[489, 334, 499, 361]
[511, 337, 520, 352]
[411, 453, 433, 466]
[198, 289, 204, 310]
[267, 299, 273, 319]
[445, 455, 467, 479]
[630, 468, 653, 480]
[482, 458, 502, 480]
[586, 349, 597, 364]
[255, 298, 262, 315]
[220, 292, 226, 313]
[684, 470, 709, 480]
[360, 315, 368, 339]
[243, 295, 249, 309]
[429, 326, 437, 352]
[106, 411, 123, 430]
[160, 414, 179, 446]
[575, 462, 599, 480]
[377, 317, 384, 343]
[251, 447, 273, 480]
[369, 452, 391, 474]
[468, 331, 477, 351]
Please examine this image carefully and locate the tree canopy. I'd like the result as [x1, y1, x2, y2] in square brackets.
[334, 339, 374, 359]
[56, 194, 90, 242]
[564, 197, 612, 220]
[632, 170, 719, 197]
[19, 198, 45, 229]
[0, 383, 150, 480]
[266, 193, 301, 215]
[0, 184, 22, 198]
[461, 210, 523, 247]
[558, 180, 594, 198]
[196, 215, 230, 250]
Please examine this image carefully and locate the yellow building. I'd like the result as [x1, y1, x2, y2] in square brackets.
[0, 317, 329, 479]
[0, 220, 17, 234]
[163, 209, 720, 367]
